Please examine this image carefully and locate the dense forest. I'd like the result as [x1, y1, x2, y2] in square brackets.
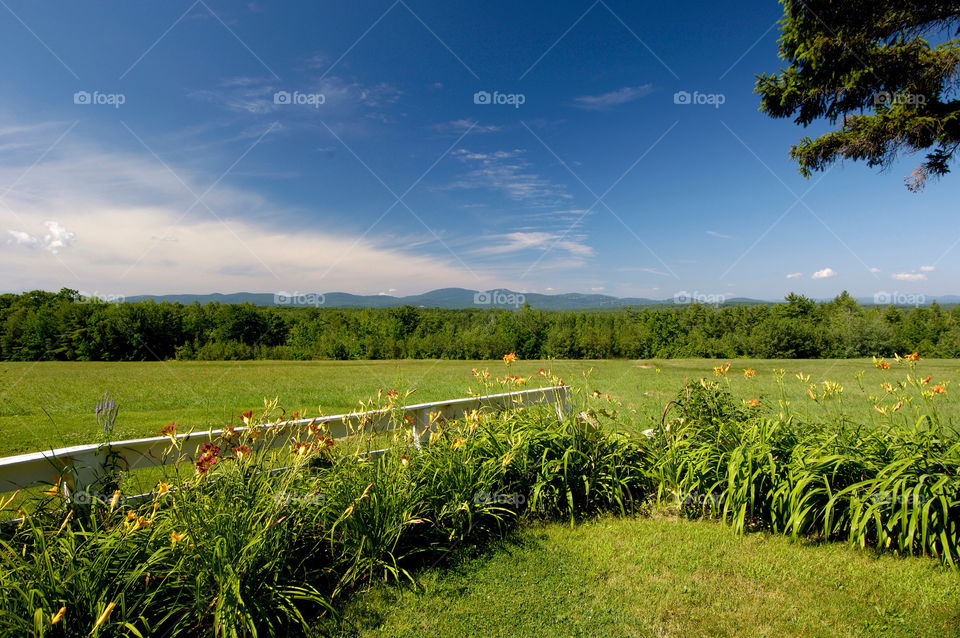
[1, 289, 959, 361]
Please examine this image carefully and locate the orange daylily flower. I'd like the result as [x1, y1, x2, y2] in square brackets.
[195, 443, 221, 474]
[292, 441, 310, 456]
[94, 602, 116, 629]
[503, 352, 517, 365]
[743, 368, 756, 378]
[42, 482, 62, 498]
[126, 512, 150, 530]
[932, 384, 946, 395]
[747, 398, 760, 408]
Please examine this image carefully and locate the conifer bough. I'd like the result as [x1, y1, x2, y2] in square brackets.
[756, 0, 960, 190]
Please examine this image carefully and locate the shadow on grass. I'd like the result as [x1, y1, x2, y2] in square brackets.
[316, 527, 546, 637]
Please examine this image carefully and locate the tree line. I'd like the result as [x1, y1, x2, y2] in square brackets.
[1, 289, 959, 361]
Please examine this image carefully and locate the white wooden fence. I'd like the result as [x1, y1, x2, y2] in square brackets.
[0, 385, 570, 497]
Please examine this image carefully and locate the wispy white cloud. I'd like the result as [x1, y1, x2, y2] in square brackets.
[43, 221, 76, 253]
[706, 230, 733, 239]
[640, 267, 670, 277]
[6, 230, 39, 248]
[303, 53, 329, 70]
[6, 221, 76, 254]
[190, 75, 402, 124]
[0, 120, 505, 295]
[473, 231, 593, 259]
[785, 272, 803, 279]
[812, 267, 836, 279]
[891, 266, 933, 281]
[571, 85, 654, 110]
[433, 119, 501, 134]
[869, 267, 881, 273]
[892, 272, 927, 281]
[446, 148, 571, 205]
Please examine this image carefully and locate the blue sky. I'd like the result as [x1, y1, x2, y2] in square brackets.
[0, 0, 956, 301]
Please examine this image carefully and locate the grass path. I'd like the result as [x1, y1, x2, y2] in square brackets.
[332, 516, 960, 637]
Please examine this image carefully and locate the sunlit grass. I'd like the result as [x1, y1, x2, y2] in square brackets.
[0, 361, 957, 636]
[331, 516, 960, 637]
[1, 358, 959, 456]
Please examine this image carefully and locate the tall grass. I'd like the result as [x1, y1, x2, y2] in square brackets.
[651, 361, 960, 566]
[0, 376, 648, 636]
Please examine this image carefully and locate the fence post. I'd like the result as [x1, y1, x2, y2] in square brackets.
[555, 386, 571, 420]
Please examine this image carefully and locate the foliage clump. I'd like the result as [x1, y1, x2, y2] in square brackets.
[757, 0, 960, 189]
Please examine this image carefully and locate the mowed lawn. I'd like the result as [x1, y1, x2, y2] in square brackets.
[330, 516, 960, 637]
[1, 358, 959, 456]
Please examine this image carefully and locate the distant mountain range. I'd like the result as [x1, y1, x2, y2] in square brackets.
[122, 288, 960, 310]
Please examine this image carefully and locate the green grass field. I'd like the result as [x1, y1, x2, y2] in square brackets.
[1, 358, 958, 456]
[332, 516, 960, 637]
[1, 358, 958, 636]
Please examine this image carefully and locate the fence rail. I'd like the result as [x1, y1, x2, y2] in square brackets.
[0, 385, 570, 496]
